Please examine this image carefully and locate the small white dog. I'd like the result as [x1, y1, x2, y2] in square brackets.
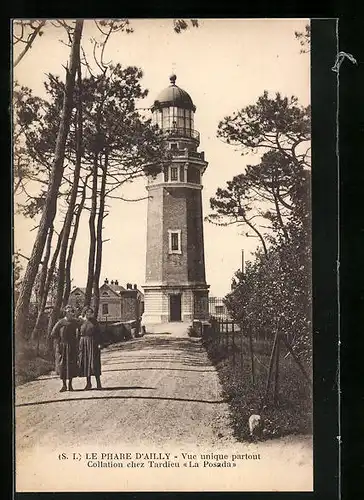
[248, 414, 262, 438]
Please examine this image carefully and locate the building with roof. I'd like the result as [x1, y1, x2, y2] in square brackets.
[143, 75, 210, 324]
[69, 278, 144, 323]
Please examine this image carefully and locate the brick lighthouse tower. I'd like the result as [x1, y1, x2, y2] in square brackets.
[143, 75, 209, 325]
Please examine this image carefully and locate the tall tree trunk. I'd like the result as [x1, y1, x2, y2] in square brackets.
[37, 225, 54, 311]
[62, 184, 87, 308]
[31, 225, 54, 341]
[15, 20, 83, 340]
[31, 227, 64, 341]
[93, 153, 108, 317]
[62, 65, 87, 309]
[48, 59, 84, 334]
[84, 153, 98, 307]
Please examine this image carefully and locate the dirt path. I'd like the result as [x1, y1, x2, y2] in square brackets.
[15, 334, 313, 492]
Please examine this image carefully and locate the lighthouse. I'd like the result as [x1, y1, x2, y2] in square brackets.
[143, 74, 210, 325]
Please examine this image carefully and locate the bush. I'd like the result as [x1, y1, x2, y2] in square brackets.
[204, 334, 312, 441]
[101, 319, 142, 345]
[15, 336, 54, 386]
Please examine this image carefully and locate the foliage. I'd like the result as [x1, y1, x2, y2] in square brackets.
[226, 236, 311, 362]
[15, 335, 54, 386]
[13, 253, 23, 303]
[223, 171, 312, 361]
[173, 19, 199, 33]
[14, 64, 168, 202]
[295, 24, 310, 54]
[13, 253, 23, 283]
[217, 91, 310, 163]
[204, 337, 312, 440]
[209, 92, 310, 247]
[209, 91, 311, 361]
[13, 17, 199, 342]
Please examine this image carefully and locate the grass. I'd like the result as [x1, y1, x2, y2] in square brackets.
[203, 333, 312, 441]
[15, 337, 54, 386]
[14, 326, 146, 385]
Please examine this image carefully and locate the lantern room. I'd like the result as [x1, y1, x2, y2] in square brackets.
[151, 74, 200, 145]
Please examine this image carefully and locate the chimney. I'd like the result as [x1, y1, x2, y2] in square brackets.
[133, 284, 137, 290]
[111, 280, 114, 285]
[115, 279, 119, 285]
[104, 278, 109, 284]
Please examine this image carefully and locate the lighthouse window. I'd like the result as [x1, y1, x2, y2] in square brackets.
[179, 165, 185, 182]
[186, 110, 191, 130]
[177, 108, 185, 129]
[170, 166, 178, 181]
[170, 107, 178, 128]
[168, 230, 182, 254]
[171, 233, 179, 251]
[162, 107, 169, 128]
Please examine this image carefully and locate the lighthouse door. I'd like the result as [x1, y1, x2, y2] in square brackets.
[170, 294, 182, 322]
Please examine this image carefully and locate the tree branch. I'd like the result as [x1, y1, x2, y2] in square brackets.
[13, 21, 46, 68]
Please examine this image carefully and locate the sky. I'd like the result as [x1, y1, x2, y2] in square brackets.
[13, 19, 310, 297]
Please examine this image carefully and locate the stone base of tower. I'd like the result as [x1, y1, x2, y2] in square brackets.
[142, 285, 210, 325]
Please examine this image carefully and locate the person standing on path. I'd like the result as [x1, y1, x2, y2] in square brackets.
[78, 307, 102, 390]
[50, 305, 80, 392]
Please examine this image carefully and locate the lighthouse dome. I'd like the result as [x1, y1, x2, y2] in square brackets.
[152, 75, 196, 111]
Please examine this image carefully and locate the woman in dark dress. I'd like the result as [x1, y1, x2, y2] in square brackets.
[78, 307, 102, 390]
[50, 305, 80, 392]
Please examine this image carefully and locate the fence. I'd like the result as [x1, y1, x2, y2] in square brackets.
[208, 297, 231, 319]
[205, 319, 272, 367]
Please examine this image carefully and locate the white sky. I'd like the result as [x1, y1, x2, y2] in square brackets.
[13, 18, 310, 297]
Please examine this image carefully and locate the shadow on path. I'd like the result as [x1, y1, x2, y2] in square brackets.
[102, 367, 215, 374]
[114, 336, 203, 353]
[16, 394, 226, 408]
[69, 386, 156, 393]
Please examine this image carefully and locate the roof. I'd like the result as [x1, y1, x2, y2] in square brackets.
[123, 288, 144, 298]
[71, 287, 86, 295]
[70, 284, 145, 299]
[105, 283, 126, 293]
[71, 284, 126, 297]
[152, 75, 196, 112]
[100, 283, 126, 298]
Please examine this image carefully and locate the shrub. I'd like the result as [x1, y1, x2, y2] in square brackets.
[15, 336, 54, 386]
[204, 332, 312, 441]
[187, 324, 200, 338]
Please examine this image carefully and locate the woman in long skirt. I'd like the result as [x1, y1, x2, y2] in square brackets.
[50, 305, 80, 392]
[78, 307, 102, 390]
